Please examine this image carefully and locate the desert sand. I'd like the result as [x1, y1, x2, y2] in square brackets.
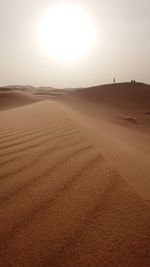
[0, 83, 150, 267]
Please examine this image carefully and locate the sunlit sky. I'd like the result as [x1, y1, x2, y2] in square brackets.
[0, 0, 150, 88]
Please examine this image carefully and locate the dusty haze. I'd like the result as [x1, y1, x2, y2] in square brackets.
[0, 0, 150, 88]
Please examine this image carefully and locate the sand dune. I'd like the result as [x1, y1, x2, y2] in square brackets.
[61, 83, 150, 200]
[70, 82, 150, 110]
[0, 87, 40, 111]
[0, 83, 150, 266]
[63, 82, 150, 127]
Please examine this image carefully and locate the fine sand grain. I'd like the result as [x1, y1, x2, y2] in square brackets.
[0, 84, 150, 266]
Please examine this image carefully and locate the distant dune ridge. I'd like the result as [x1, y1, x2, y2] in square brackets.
[0, 82, 150, 266]
[72, 82, 150, 110]
[0, 87, 38, 111]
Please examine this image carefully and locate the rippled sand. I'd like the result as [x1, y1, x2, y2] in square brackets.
[0, 84, 150, 266]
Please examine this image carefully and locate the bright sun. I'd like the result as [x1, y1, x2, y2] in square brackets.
[38, 3, 96, 62]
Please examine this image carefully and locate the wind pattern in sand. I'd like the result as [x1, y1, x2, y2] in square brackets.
[0, 101, 150, 267]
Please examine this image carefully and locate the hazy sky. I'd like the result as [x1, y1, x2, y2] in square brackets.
[0, 0, 150, 88]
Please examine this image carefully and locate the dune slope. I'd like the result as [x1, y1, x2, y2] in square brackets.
[71, 82, 150, 111]
[0, 99, 150, 267]
[61, 83, 150, 200]
[0, 88, 39, 111]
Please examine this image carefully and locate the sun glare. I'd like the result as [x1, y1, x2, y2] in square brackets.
[38, 3, 96, 62]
